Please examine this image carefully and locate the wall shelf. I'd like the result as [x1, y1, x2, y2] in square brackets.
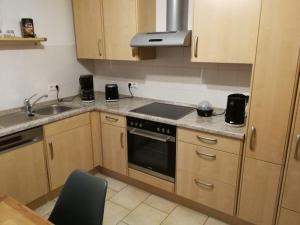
[0, 37, 47, 44]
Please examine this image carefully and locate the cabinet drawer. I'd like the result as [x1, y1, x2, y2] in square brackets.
[176, 169, 235, 215]
[278, 208, 300, 225]
[177, 141, 239, 185]
[101, 112, 126, 127]
[177, 128, 242, 154]
[44, 113, 90, 137]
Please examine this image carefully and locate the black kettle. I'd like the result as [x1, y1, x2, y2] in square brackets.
[225, 94, 249, 127]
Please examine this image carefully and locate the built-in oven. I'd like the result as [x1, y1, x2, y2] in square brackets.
[127, 116, 176, 182]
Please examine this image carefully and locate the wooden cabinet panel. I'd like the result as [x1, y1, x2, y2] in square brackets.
[238, 158, 281, 225]
[46, 125, 94, 190]
[177, 128, 242, 155]
[278, 208, 300, 225]
[72, 0, 105, 59]
[176, 169, 236, 215]
[177, 141, 239, 185]
[245, 0, 300, 164]
[191, 0, 261, 63]
[90, 112, 103, 167]
[0, 142, 48, 204]
[101, 123, 127, 175]
[101, 112, 126, 128]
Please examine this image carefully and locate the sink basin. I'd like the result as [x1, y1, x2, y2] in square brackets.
[34, 105, 74, 116]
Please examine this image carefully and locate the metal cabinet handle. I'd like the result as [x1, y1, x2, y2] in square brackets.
[196, 136, 218, 145]
[250, 126, 256, 151]
[195, 150, 216, 160]
[120, 132, 124, 149]
[98, 39, 102, 56]
[49, 142, 54, 160]
[105, 116, 118, 122]
[294, 134, 300, 160]
[194, 36, 198, 58]
[194, 179, 214, 190]
[132, 48, 136, 58]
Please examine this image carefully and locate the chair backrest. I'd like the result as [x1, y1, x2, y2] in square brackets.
[48, 170, 107, 225]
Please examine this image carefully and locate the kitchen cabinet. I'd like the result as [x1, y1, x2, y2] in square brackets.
[278, 208, 300, 225]
[0, 141, 48, 204]
[238, 158, 281, 225]
[90, 112, 103, 167]
[101, 113, 127, 175]
[191, 0, 261, 64]
[44, 113, 94, 190]
[176, 128, 242, 215]
[72, 0, 105, 59]
[102, 0, 156, 60]
[72, 0, 156, 61]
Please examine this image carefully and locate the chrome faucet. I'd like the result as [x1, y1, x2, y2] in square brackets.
[24, 93, 48, 116]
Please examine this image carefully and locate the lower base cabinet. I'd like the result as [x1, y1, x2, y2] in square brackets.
[238, 157, 281, 225]
[0, 141, 48, 204]
[278, 208, 300, 225]
[44, 113, 94, 190]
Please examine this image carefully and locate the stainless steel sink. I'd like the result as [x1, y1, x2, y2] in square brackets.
[34, 105, 74, 116]
[0, 111, 38, 128]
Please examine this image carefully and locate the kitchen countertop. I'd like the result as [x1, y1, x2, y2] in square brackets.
[0, 92, 245, 140]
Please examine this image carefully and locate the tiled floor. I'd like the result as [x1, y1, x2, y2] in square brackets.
[35, 173, 230, 225]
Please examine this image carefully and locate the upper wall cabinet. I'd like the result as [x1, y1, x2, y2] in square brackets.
[72, 0, 105, 59]
[72, 0, 156, 61]
[191, 0, 261, 64]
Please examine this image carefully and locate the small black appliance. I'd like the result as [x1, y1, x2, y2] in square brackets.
[197, 101, 214, 117]
[79, 75, 95, 102]
[225, 94, 249, 127]
[105, 84, 119, 102]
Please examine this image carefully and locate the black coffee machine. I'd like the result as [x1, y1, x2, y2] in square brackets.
[79, 75, 95, 102]
[225, 94, 249, 127]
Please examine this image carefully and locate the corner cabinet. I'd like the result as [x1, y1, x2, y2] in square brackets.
[101, 113, 127, 175]
[72, 0, 105, 59]
[238, 0, 300, 224]
[191, 0, 261, 64]
[72, 0, 156, 61]
[44, 113, 94, 190]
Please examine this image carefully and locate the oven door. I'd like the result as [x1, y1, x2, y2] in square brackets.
[127, 127, 176, 182]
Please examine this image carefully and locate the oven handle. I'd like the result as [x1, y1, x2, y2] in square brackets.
[128, 128, 175, 143]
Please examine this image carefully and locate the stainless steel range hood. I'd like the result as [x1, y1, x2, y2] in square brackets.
[130, 0, 191, 47]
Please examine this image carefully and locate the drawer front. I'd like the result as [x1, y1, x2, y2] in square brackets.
[44, 113, 90, 137]
[178, 128, 242, 154]
[177, 141, 239, 185]
[176, 169, 235, 215]
[278, 208, 300, 225]
[101, 112, 126, 127]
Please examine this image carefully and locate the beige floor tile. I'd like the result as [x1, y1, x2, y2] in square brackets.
[117, 222, 128, 225]
[110, 186, 150, 210]
[106, 177, 128, 192]
[95, 173, 108, 179]
[123, 203, 168, 225]
[35, 200, 56, 216]
[106, 188, 118, 200]
[162, 206, 208, 225]
[103, 201, 130, 225]
[205, 217, 230, 225]
[144, 195, 177, 214]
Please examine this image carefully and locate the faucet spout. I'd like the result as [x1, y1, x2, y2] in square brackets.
[24, 94, 48, 116]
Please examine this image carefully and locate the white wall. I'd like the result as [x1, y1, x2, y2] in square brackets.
[93, 0, 252, 108]
[0, 0, 92, 111]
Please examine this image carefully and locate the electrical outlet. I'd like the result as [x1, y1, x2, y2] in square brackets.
[48, 84, 59, 92]
[129, 82, 138, 89]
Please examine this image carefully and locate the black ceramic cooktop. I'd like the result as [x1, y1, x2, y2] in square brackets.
[130, 102, 195, 120]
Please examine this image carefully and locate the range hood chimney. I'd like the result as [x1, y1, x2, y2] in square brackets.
[130, 0, 191, 47]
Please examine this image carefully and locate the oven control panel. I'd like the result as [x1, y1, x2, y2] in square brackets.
[127, 116, 176, 137]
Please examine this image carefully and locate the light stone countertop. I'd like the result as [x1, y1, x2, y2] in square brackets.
[0, 92, 245, 140]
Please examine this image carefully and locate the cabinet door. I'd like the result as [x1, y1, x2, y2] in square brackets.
[102, 123, 127, 175]
[102, 0, 137, 60]
[245, 0, 300, 164]
[278, 208, 300, 225]
[282, 94, 300, 212]
[72, 0, 105, 59]
[191, 0, 261, 63]
[238, 158, 281, 225]
[90, 112, 103, 167]
[46, 125, 94, 190]
[0, 142, 48, 204]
